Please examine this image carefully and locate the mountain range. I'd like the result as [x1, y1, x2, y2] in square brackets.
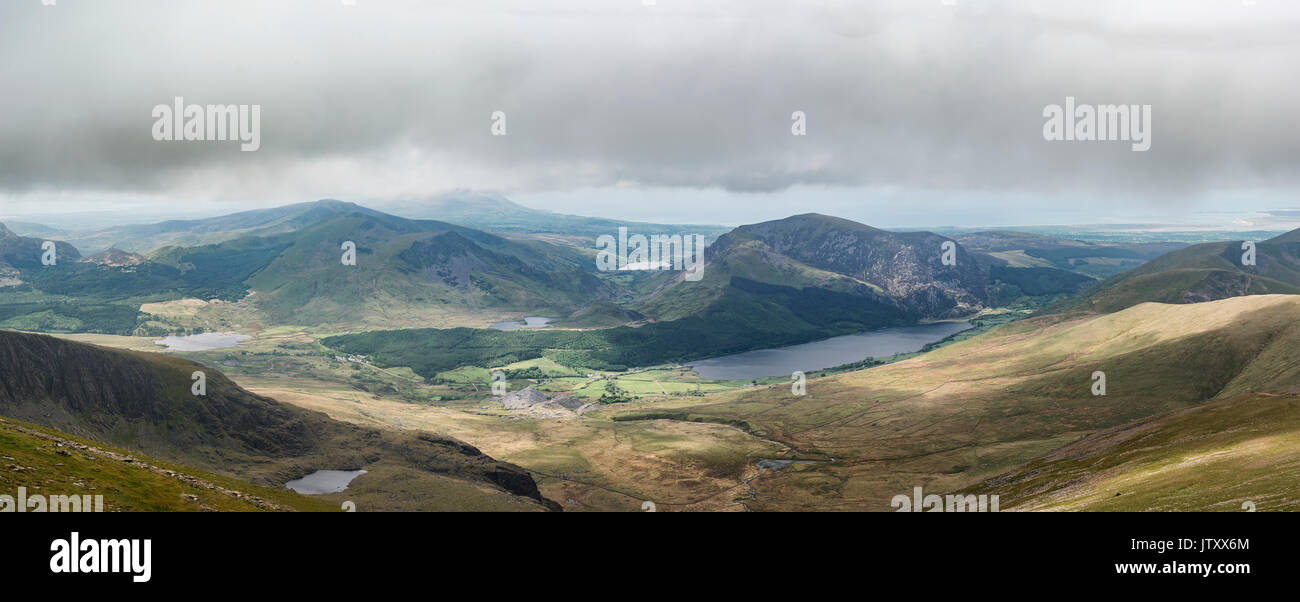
[0, 200, 1008, 338]
[8, 196, 1300, 512]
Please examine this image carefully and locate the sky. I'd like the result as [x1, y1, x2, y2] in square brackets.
[2, 0, 1299, 229]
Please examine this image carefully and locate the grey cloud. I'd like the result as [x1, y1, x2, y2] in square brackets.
[0, 0, 1298, 207]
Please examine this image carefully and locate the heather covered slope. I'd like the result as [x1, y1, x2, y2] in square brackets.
[0, 330, 558, 511]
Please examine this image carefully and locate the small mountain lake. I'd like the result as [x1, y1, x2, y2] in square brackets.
[284, 470, 368, 495]
[688, 321, 973, 380]
[153, 332, 251, 351]
[490, 317, 554, 330]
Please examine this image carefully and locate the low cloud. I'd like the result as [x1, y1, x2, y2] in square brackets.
[1, 0, 1298, 211]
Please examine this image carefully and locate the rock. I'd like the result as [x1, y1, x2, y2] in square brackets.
[500, 387, 597, 418]
[500, 387, 551, 410]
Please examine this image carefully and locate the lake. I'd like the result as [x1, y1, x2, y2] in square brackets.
[688, 321, 973, 380]
[489, 317, 554, 330]
[153, 332, 251, 351]
[284, 470, 368, 495]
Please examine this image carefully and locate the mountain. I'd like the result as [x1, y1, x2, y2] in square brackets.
[0, 221, 70, 240]
[237, 211, 608, 326]
[0, 330, 559, 511]
[11, 199, 391, 255]
[0, 222, 81, 270]
[637, 213, 987, 322]
[374, 191, 730, 239]
[613, 294, 1300, 510]
[1057, 229, 1300, 314]
[1, 204, 612, 331]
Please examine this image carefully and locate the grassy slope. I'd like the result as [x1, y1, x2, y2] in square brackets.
[962, 392, 1300, 511]
[1060, 236, 1300, 313]
[0, 417, 336, 512]
[611, 295, 1300, 510]
[0, 330, 558, 511]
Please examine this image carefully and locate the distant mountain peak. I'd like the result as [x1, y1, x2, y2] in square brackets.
[758, 212, 886, 233]
[307, 198, 363, 210]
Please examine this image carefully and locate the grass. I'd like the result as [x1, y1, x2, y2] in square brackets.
[0, 417, 337, 512]
[964, 392, 1300, 511]
[609, 295, 1300, 510]
[234, 374, 787, 511]
[37, 293, 1300, 512]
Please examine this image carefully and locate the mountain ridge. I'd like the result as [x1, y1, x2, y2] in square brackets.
[1052, 227, 1300, 314]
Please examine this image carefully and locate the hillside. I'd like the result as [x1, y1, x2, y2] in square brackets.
[241, 211, 606, 325]
[612, 295, 1300, 510]
[0, 330, 559, 511]
[962, 391, 1300, 511]
[0, 416, 337, 512]
[0, 222, 80, 269]
[1058, 229, 1300, 313]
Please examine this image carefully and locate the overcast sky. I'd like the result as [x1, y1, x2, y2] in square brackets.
[2, 0, 1298, 228]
